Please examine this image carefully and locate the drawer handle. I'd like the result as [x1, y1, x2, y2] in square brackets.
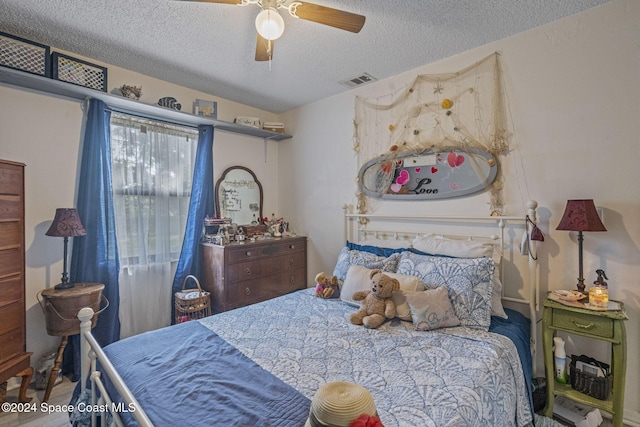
[245, 251, 252, 257]
[245, 268, 252, 276]
[245, 287, 251, 296]
[290, 276, 295, 283]
[289, 244, 295, 249]
[572, 320, 595, 329]
[289, 258, 294, 266]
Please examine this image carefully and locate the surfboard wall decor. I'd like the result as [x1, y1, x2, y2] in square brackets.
[358, 147, 498, 200]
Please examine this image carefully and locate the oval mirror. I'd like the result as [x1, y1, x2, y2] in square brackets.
[215, 166, 263, 225]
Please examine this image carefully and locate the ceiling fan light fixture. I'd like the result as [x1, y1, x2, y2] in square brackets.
[255, 7, 285, 40]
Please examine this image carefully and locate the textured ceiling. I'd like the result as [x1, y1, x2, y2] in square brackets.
[0, 0, 612, 113]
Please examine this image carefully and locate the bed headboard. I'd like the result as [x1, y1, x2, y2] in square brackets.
[342, 200, 540, 369]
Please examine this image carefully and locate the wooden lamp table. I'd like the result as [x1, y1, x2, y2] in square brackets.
[39, 283, 104, 402]
[542, 296, 628, 427]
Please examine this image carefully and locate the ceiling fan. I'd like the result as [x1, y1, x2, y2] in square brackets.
[177, 0, 366, 61]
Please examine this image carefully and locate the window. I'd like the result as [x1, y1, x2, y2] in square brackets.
[110, 114, 198, 268]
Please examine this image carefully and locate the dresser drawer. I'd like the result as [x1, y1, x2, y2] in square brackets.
[225, 269, 306, 310]
[0, 327, 23, 365]
[0, 196, 22, 221]
[0, 221, 21, 247]
[0, 301, 22, 336]
[0, 247, 22, 277]
[552, 309, 613, 338]
[227, 261, 264, 283]
[0, 163, 23, 195]
[227, 239, 304, 263]
[0, 274, 22, 307]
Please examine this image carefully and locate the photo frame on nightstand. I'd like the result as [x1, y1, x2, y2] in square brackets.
[193, 99, 217, 119]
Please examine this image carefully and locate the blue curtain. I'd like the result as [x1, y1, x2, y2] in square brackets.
[63, 98, 121, 381]
[171, 125, 215, 323]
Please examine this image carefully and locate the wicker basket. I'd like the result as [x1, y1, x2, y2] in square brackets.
[570, 355, 612, 400]
[175, 275, 211, 323]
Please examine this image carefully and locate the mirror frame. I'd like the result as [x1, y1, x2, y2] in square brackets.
[215, 166, 263, 225]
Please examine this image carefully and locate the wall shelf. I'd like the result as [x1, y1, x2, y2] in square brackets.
[0, 67, 292, 141]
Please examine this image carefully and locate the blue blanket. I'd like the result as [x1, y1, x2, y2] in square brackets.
[76, 321, 310, 426]
[492, 308, 534, 420]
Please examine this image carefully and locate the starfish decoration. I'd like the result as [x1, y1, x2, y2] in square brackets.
[433, 82, 444, 94]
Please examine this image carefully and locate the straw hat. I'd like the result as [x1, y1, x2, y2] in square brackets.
[305, 382, 378, 427]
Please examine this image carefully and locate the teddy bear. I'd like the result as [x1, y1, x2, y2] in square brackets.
[314, 272, 340, 299]
[350, 269, 399, 329]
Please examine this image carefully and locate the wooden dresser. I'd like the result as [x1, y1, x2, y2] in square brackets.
[200, 236, 307, 313]
[0, 160, 32, 402]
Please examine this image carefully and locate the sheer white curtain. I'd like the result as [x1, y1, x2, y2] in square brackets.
[110, 114, 198, 339]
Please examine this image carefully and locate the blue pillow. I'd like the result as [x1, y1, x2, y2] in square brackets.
[345, 240, 443, 257]
[346, 241, 406, 257]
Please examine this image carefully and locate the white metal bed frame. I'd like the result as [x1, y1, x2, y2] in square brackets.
[342, 200, 541, 368]
[76, 200, 540, 426]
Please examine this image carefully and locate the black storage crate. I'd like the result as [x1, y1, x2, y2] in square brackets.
[0, 32, 51, 77]
[52, 52, 107, 92]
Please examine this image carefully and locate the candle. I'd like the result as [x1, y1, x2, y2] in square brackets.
[589, 286, 609, 309]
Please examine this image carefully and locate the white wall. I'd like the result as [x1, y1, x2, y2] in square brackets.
[0, 55, 282, 378]
[280, 0, 640, 422]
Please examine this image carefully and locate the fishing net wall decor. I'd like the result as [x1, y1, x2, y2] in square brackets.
[354, 52, 509, 215]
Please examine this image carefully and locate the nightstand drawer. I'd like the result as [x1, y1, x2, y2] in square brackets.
[552, 310, 613, 338]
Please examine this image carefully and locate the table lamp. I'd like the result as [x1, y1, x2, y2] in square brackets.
[45, 208, 86, 290]
[556, 199, 606, 293]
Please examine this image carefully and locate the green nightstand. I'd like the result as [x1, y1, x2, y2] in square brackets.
[542, 295, 628, 426]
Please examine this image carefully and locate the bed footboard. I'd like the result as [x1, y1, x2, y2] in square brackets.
[78, 307, 153, 427]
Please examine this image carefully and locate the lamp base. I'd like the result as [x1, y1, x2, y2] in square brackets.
[54, 281, 74, 291]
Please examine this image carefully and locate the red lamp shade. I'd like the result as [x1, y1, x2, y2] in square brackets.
[45, 208, 87, 237]
[556, 200, 606, 232]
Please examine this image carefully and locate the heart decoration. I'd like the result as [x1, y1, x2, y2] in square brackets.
[447, 152, 465, 168]
[381, 161, 392, 174]
[449, 182, 459, 190]
[396, 169, 410, 185]
[415, 167, 421, 173]
[431, 167, 438, 174]
[390, 183, 402, 193]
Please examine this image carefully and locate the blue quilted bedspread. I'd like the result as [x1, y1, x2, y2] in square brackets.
[76, 288, 533, 427]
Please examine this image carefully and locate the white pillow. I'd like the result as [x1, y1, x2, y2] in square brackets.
[412, 234, 494, 258]
[341, 265, 425, 308]
[412, 234, 507, 319]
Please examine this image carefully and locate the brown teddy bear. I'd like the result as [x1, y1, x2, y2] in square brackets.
[350, 269, 399, 328]
[314, 272, 340, 299]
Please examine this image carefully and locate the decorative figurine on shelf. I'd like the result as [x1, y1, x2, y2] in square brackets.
[120, 84, 142, 100]
[594, 269, 608, 289]
[158, 96, 181, 110]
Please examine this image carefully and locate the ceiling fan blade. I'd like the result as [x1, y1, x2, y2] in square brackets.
[255, 34, 274, 62]
[292, 2, 365, 33]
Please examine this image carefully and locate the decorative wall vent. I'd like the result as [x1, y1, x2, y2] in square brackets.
[339, 72, 377, 88]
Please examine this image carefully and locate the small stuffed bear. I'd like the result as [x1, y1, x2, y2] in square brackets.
[350, 269, 399, 329]
[314, 272, 340, 299]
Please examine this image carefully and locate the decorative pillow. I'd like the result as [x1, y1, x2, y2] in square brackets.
[341, 265, 425, 308]
[332, 247, 401, 283]
[404, 287, 461, 331]
[397, 251, 494, 330]
[412, 234, 507, 319]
